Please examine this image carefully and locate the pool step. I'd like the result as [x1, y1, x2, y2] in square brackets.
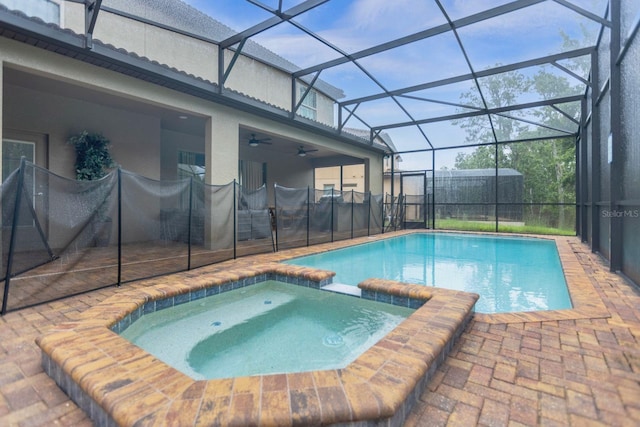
[321, 283, 361, 297]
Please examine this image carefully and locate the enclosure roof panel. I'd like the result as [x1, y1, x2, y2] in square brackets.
[1, 0, 613, 154]
[179, 0, 604, 151]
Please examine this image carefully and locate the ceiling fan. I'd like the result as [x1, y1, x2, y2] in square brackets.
[297, 146, 318, 157]
[247, 133, 272, 147]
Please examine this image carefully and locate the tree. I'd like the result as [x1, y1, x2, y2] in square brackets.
[455, 70, 531, 144]
[449, 30, 591, 229]
[452, 68, 578, 228]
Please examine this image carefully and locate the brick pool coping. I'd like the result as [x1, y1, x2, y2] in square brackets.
[266, 231, 610, 325]
[36, 262, 478, 426]
[473, 236, 610, 324]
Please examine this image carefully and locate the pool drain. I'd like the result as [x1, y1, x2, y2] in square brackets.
[211, 321, 221, 326]
[323, 333, 344, 347]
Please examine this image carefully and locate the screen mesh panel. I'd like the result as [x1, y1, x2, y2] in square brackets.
[275, 185, 383, 250]
[1, 162, 118, 311]
[120, 171, 190, 281]
[189, 180, 235, 269]
[0, 163, 244, 312]
[237, 184, 273, 257]
[620, 12, 640, 284]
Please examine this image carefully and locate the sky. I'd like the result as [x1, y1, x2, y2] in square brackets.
[180, 0, 606, 169]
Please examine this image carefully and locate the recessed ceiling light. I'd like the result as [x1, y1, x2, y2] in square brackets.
[178, 115, 188, 120]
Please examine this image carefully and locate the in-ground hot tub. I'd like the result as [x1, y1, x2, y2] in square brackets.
[37, 263, 478, 426]
[121, 280, 415, 380]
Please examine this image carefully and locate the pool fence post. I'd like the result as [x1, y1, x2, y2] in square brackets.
[431, 153, 436, 230]
[306, 186, 310, 247]
[330, 187, 335, 242]
[380, 193, 387, 234]
[274, 184, 279, 251]
[1, 157, 27, 315]
[367, 191, 371, 236]
[351, 190, 354, 239]
[117, 167, 122, 286]
[424, 172, 428, 229]
[403, 195, 407, 230]
[233, 180, 237, 259]
[187, 176, 193, 270]
[494, 143, 499, 232]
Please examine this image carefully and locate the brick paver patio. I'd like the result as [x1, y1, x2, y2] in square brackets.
[1, 233, 639, 426]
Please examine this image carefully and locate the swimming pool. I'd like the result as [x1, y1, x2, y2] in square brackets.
[285, 233, 572, 314]
[120, 280, 413, 379]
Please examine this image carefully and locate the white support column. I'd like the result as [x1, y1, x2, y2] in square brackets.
[203, 111, 239, 250]
[204, 111, 239, 185]
[366, 155, 384, 194]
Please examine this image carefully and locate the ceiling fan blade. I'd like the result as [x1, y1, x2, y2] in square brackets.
[297, 146, 318, 156]
[248, 134, 272, 146]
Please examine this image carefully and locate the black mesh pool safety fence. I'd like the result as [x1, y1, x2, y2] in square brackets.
[0, 160, 266, 313]
[273, 184, 384, 250]
[0, 161, 392, 313]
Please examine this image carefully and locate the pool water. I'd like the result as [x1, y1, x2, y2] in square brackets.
[120, 281, 413, 379]
[285, 233, 572, 314]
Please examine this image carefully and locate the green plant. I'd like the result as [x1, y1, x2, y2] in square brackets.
[67, 131, 115, 180]
[435, 218, 575, 236]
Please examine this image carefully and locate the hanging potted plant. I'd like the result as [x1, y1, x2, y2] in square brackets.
[68, 131, 115, 181]
[67, 131, 116, 246]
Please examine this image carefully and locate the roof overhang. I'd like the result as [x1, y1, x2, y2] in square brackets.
[0, 6, 385, 155]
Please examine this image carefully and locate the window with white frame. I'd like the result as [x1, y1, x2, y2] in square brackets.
[177, 150, 205, 210]
[298, 85, 317, 120]
[0, 0, 60, 25]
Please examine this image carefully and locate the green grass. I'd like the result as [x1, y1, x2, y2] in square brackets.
[434, 219, 576, 236]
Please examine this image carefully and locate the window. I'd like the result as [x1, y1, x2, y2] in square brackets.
[323, 184, 334, 195]
[239, 160, 266, 191]
[2, 139, 35, 181]
[298, 85, 317, 120]
[0, 0, 60, 25]
[177, 151, 204, 210]
[178, 151, 205, 181]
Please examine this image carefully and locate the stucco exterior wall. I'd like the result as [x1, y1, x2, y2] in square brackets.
[90, 11, 219, 84]
[4, 80, 161, 179]
[61, 4, 335, 125]
[223, 53, 289, 111]
[314, 90, 335, 126]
